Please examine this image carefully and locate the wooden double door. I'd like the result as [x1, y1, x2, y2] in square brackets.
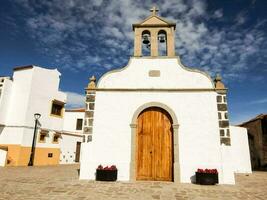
[136, 107, 173, 181]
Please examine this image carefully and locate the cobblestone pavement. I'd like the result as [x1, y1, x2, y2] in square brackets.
[0, 165, 266, 200]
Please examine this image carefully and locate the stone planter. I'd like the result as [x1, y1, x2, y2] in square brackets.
[195, 172, 218, 185]
[96, 169, 117, 181]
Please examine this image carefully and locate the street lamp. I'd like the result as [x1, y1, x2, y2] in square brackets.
[28, 113, 41, 166]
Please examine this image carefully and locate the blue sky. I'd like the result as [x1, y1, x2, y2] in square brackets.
[0, 0, 266, 124]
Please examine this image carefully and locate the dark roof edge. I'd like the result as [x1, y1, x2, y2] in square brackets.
[13, 65, 34, 71]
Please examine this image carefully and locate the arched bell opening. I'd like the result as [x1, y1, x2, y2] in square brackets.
[158, 30, 167, 56]
[141, 30, 151, 56]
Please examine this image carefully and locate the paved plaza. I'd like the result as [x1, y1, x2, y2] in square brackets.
[0, 164, 266, 200]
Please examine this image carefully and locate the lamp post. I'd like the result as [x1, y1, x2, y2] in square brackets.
[28, 113, 41, 166]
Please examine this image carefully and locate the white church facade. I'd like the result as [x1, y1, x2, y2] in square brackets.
[79, 8, 251, 184]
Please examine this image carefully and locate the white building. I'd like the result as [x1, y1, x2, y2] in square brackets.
[0, 66, 83, 166]
[61, 109, 85, 164]
[79, 8, 251, 184]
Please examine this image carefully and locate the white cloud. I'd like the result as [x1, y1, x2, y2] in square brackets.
[249, 98, 267, 105]
[213, 9, 223, 18]
[65, 91, 85, 108]
[13, 0, 267, 81]
[235, 12, 247, 25]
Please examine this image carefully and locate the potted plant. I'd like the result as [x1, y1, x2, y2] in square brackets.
[195, 168, 218, 185]
[96, 165, 117, 181]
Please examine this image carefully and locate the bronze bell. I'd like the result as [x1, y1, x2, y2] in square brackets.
[158, 35, 165, 43]
[142, 35, 150, 44]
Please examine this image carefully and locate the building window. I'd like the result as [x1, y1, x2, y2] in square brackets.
[76, 119, 83, 130]
[225, 112, 228, 119]
[51, 100, 64, 117]
[39, 131, 48, 143]
[52, 133, 60, 143]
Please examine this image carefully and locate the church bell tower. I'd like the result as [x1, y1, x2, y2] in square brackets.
[132, 7, 176, 57]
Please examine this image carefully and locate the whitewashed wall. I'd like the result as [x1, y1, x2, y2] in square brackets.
[230, 126, 252, 173]
[0, 78, 13, 125]
[80, 91, 228, 183]
[63, 111, 84, 133]
[0, 149, 7, 167]
[61, 111, 84, 164]
[0, 126, 63, 149]
[220, 145, 235, 184]
[24, 67, 66, 131]
[98, 58, 214, 89]
[0, 127, 24, 145]
[0, 66, 66, 149]
[60, 134, 82, 164]
[21, 128, 61, 149]
[5, 69, 34, 126]
[3, 67, 66, 131]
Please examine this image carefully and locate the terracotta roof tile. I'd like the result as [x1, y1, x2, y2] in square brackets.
[65, 108, 85, 112]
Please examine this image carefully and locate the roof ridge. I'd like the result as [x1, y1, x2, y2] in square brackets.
[239, 113, 267, 126]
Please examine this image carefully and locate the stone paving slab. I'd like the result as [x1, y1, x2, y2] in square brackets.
[0, 165, 266, 200]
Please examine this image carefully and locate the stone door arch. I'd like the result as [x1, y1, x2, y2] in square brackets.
[130, 102, 180, 182]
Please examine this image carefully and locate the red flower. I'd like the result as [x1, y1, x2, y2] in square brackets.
[97, 165, 103, 170]
[110, 165, 117, 170]
[97, 165, 117, 171]
[197, 168, 218, 174]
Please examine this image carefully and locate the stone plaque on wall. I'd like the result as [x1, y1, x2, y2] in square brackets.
[149, 70, 160, 77]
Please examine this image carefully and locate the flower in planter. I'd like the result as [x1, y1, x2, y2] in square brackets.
[97, 165, 103, 170]
[110, 165, 117, 170]
[196, 168, 219, 185]
[97, 165, 117, 171]
[197, 168, 218, 174]
[96, 165, 118, 181]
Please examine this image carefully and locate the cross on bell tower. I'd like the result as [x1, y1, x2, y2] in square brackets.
[150, 6, 159, 15]
[132, 7, 176, 57]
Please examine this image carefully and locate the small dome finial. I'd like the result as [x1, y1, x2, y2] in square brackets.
[214, 74, 225, 89]
[88, 75, 96, 89]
